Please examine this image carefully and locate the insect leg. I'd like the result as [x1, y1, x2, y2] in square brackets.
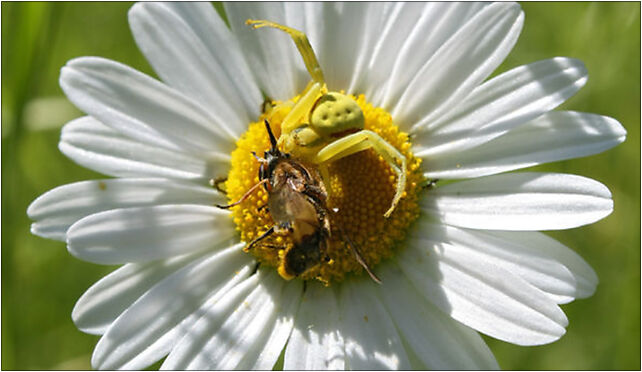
[210, 176, 228, 195]
[303, 184, 326, 204]
[215, 178, 268, 209]
[251, 151, 267, 163]
[329, 213, 381, 284]
[317, 163, 333, 199]
[423, 178, 439, 189]
[261, 96, 274, 114]
[343, 231, 381, 284]
[246, 226, 275, 251]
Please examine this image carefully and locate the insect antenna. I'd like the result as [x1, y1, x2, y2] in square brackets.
[264, 119, 278, 151]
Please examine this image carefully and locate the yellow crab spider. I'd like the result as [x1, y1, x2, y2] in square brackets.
[247, 19, 407, 218]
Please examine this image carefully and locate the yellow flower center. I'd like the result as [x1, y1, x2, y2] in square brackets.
[224, 94, 423, 284]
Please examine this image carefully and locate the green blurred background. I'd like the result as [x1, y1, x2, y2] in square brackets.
[1, 2, 639, 370]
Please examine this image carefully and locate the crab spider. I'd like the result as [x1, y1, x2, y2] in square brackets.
[247, 19, 407, 218]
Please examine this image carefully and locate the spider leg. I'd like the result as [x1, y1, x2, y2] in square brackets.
[281, 82, 323, 135]
[246, 19, 325, 85]
[246, 19, 328, 144]
[257, 204, 269, 213]
[313, 130, 407, 218]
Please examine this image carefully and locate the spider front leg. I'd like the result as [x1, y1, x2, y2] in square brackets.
[280, 82, 323, 135]
[313, 130, 407, 218]
[246, 19, 325, 85]
[247, 19, 328, 146]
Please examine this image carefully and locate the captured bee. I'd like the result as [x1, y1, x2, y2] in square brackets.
[217, 120, 380, 283]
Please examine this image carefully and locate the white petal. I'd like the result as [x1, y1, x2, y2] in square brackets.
[59, 57, 237, 156]
[162, 270, 302, 370]
[284, 281, 345, 370]
[159, 272, 258, 370]
[67, 205, 235, 264]
[129, 2, 261, 137]
[423, 172, 613, 230]
[340, 277, 411, 369]
[28, 177, 223, 242]
[363, 2, 422, 103]
[410, 222, 595, 304]
[371, 2, 487, 110]
[343, 4, 388, 95]
[398, 236, 568, 345]
[248, 284, 301, 370]
[377, 263, 499, 370]
[92, 243, 254, 370]
[224, 3, 308, 100]
[392, 2, 524, 129]
[72, 250, 209, 336]
[58, 117, 225, 181]
[423, 111, 626, 179]
[414, 58, 589, 159]
[480, 230, 598, 300]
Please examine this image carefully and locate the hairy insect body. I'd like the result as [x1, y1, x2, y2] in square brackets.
[216, 120, 332, 279]
[282, 231, 326, 279]
[264, 152, 332, 279]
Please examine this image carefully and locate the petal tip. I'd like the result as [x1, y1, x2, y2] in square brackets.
[26, 198, 39, 219]
[29, 223, 41, 237]
[577, 278, 598, 299]
[127, 1, 145, 15]
[70, 298, 91, 331]
[609, 116, 628, 141]
[127, 1, 161, 27]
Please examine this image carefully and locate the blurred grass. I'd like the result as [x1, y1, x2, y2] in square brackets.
[1, 2, 639, 370]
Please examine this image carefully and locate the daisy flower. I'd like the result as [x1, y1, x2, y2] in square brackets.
[28, 2, 626, 370]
